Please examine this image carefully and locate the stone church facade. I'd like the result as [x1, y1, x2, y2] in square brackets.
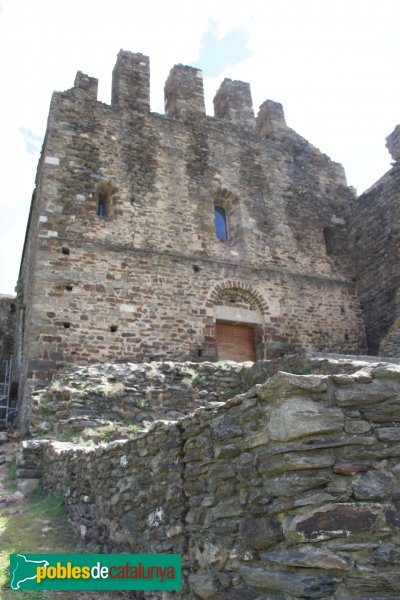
[9, 50, 399, 423]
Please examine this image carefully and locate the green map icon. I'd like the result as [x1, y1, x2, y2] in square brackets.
[10, 554, 49, 590]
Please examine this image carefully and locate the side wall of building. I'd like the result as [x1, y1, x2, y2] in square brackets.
[13, 145, 54, 417]
[353, 127, 400, 355]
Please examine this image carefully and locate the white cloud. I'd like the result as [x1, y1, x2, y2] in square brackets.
[0, 0, 399, 294]
[19, 128, 42, 155]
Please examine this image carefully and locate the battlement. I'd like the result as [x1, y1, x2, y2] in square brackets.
[73, 71, 98, 100]
[164, 64, 205, 117]
[256, 100, 287, 137]
[67, 50, 288, 131]
[213, 78, 254, 126]
[111, 50, 150, 112]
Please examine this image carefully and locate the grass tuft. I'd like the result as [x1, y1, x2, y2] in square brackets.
[0, 477, 85, 597]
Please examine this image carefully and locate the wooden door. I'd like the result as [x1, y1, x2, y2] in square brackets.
[216, 322, 256, 362]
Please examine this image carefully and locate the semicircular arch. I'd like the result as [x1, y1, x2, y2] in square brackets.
[207, 280, 269, 316]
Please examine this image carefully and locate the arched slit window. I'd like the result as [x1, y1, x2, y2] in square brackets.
[214, 205, 228, 240]
[95, 181, 117, 218]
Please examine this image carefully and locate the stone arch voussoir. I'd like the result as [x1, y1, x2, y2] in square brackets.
[206, 280, 268, 315]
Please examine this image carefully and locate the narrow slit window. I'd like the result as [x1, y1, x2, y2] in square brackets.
[95, 181, 117, 218]
[323, 226, 335, 255]
[214, 205, 228, 240]
[97, 199, 106, 217]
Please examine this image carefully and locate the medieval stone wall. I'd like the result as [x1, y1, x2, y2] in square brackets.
[18, 360, 400, 599]
[14, 50, 367, 422]
[28, 248, 363, 367]
[353, 127, 400, 356]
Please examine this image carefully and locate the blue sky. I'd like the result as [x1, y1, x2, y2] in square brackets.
[192, 19, 252, 76]
[0, 0, 399, 294]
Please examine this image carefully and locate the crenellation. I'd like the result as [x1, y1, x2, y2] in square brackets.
[73, 71, 98, 100]
[164, 64, 206, 117]
[256, 99, 287, 137]
[213, 78, 254, 127]
[111, 50, 150, 112]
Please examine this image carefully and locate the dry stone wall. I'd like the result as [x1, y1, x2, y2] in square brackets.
[28, 354, 375, 437]
[28, 360, 247, 436]
[18, 360, 400, 599]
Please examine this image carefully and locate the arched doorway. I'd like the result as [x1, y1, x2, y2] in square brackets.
[209, 284, 267, 362]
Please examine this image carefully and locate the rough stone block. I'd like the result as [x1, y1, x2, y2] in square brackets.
[373, 364, 400, 379]
[0, 490, 25, 505]
[377, 427, 400, 442]
[267, 397, 343, 441]
[239, 565, 342, 598]
[16, 478, 41, 495]
[284, 502, 400, 543]
[239, 516, 284, 549]
[261, 547, 350, 570]
[189, 573, 222, 600]
[210, 498, 242, 520]
[352, 471, 394, 500]
[193, 541, 228, 568]
[258, 451, 335, 475]
[210, 411, 243, 441]
[335, 382, 397, 406]
[265, 471, 332, 497]
[362, 399, 400, 422]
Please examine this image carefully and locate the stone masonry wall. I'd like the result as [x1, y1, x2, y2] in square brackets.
[353, 127, 400, 355]
[15, 50, 366, 423]
[25, 247, 363, 370]
[19, 360, 400, 599]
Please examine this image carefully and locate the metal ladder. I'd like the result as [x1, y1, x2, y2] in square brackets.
[0, 357, 17, 427]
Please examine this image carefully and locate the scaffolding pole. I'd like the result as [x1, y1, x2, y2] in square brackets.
[0, 357, 17, 427]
